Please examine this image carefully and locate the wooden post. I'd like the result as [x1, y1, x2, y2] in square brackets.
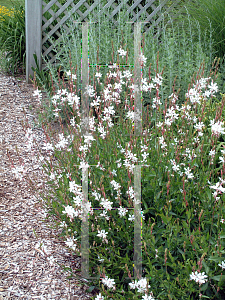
[81, 22, 89, 136]
[133, 22, 142, 280]
[134, 22, 142, 137]
[25, 0, 42, 84]
[80, 22, 90, 281]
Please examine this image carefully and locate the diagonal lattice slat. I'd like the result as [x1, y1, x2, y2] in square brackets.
[25, 0, 185, 83]
[41, 0, 182, 68]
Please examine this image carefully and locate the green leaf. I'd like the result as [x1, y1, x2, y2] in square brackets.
[200, 282, 208, 292]
[177, 248, 185, 256]
[158, 211, 172, 225]
[86, 286, 96, 292]
[211, 275, 225, 281]
[208, 256, 225, 262]
[202, 261, 209, 274]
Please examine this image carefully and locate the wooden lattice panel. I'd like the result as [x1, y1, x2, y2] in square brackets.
[41, 0, 182, 69]
[25, 0, 184, 83]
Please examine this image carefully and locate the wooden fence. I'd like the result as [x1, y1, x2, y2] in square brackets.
[25, 0, 183, 84]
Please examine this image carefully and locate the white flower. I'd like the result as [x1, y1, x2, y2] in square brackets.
[67, 94, 80, 107]
[165, 107, 179, 121]
[129, 280, 137, 289]
[219, 156, 225, 164]
[33, 88, 42, 99]
[152, 74, 163, 86]
[62, 205, 76, 220]
[79, 144, 88, 154]
[129, 277, 151, 294]
[218, 261, 225, 269]
[209, 182, 225, 193]
[95, 293, 104, 300]
[137, 278, 151, 293]
[66, 70, 77, 80]
[156, 121, 163, 128]
[83, 134, 95, 144]
[55, 133, 68, 150]
[128, 214, 135, 221]
[118, 206, 128, 217]
[100, 199, 113, 211]
[194, 122, 205, 131]
[59, 221, 67, 228]
[97, 229, 108, 239]
[110, 180, 121, 191]
[197, 77, 210, 89]
[69, 181, 82, 194]
[42, 142, 54, 152]
[204, 90, 211, 98]
[84, 85, 95, 97]
[142, 294, 155, 300]
[101, 275, 116, 289]
[81, 201, 93, 215]
[184, 167, 194, 179]
[172, 164, 180, 172]
[169, 92, 179, 103]
[49, 171, 57, 181]
[118, 47, 127, 58]
[139, 53, 147, 66]
[186, 88, 201, 104]
[91, 191, 101, 201]
[190, 271, 208, 285]
[108, 63, 118, 69]
[208, 81, 218, 93]
[95, 72, 102, 79]
[111, 169, 117, 176]
[64, 236, 77, 251]
[73, 196, 82, 207]
[123, 70, 133, 80]
[209, 149, 215, 156]
[165, 118, 172, 126]
[99, 209, 110, 221]
[98, 255, 105, 263]
[70, 116, 76, 127]
[210, 120, 225, 136]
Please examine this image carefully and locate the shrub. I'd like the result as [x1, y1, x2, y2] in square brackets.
[0, 1, 25, 76]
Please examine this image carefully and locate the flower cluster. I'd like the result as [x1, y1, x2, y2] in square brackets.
[100, 275, 116, 290]
[189, 271, 208, 285]
[129, 277, 156, 299]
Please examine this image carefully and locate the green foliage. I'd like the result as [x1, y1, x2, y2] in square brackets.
[27, 49, 225, 298]
[178, 0, 225, 60]
[0, 0, 24, 9]
[31, 0, 223, 123]
[0, 0, 25, 76]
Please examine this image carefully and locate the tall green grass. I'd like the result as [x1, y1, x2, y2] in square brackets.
[179, 0, 225, 60]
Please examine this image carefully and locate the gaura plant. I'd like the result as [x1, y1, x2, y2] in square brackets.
[7, 46, 225, 299]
